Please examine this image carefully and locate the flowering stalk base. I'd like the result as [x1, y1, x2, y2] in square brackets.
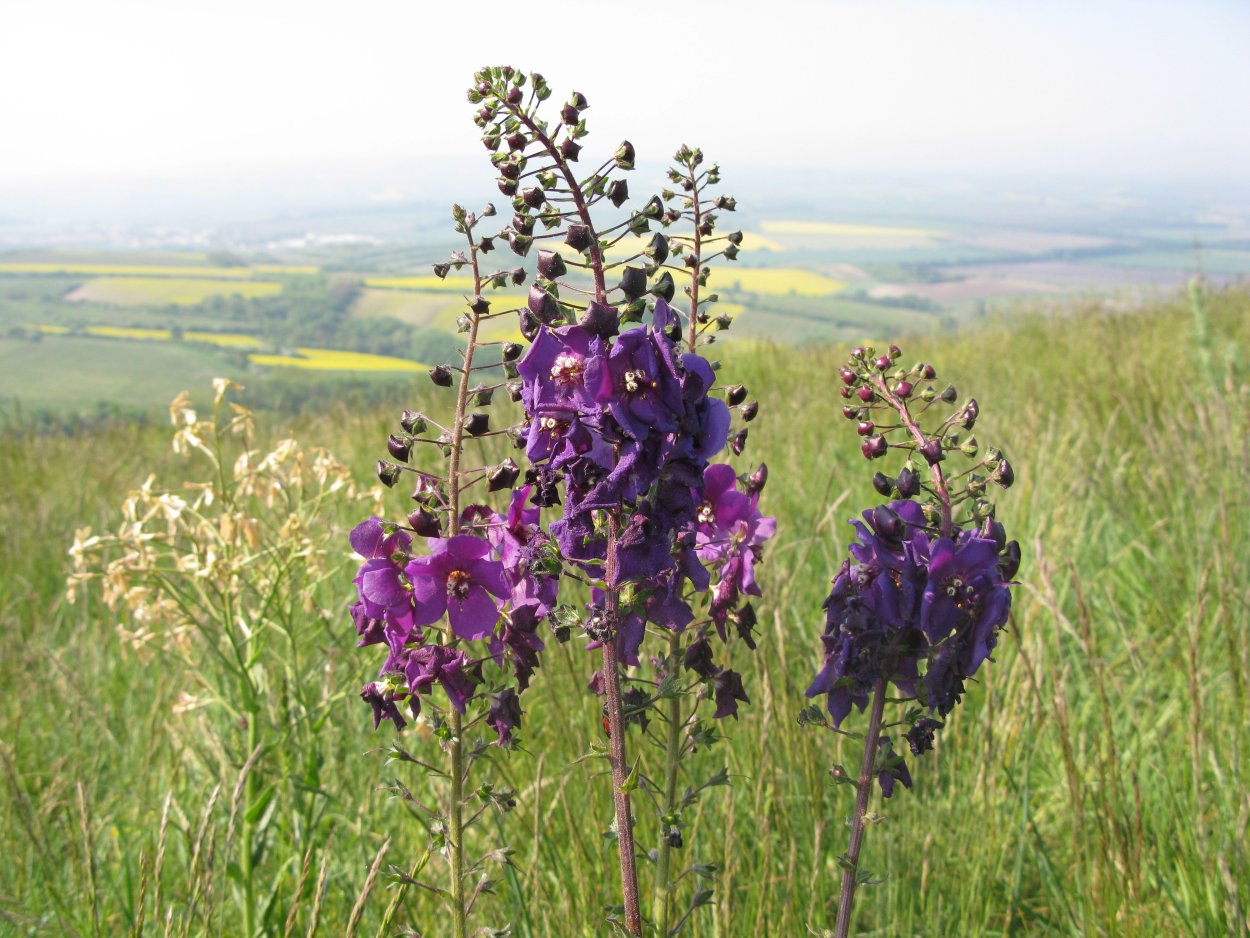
[652, 631, 685, 936]
[834, 678, 887, 938]
[450, 708, 468, 938]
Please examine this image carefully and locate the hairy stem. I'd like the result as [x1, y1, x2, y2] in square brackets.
[871, 374, 954, 537]
[652, 630, 686, 935]
[602, 518, 643, 935]
[450, 708, 468, 938]
[834, 678, 888, 938]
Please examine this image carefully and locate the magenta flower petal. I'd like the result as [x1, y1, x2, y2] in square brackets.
[448, 585, 501, 640]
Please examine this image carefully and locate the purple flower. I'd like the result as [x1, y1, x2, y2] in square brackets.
[350, 517, 419, 650]
[517, 324, 603, 416]
[361, 679, 408, 730]
[405, 535, 509, 640]
[589, 326, 682, 440]
[489, 601, 547, 691]
[921, 535, 1011, 673]
[711, 668, 749, 719]
[486, 688, 523, 746]
[403, 644, 477, 713]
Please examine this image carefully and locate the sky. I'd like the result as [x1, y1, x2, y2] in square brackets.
[1, 0, 1248, 186]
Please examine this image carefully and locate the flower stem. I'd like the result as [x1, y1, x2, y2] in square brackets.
[241, 712, 259, 938]
[449, 707, 468, 938]
[834, 677, 888, 938]
[602, 518, 642, 935]
[652, 630, 685, 936]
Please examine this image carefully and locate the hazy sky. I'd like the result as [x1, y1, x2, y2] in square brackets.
[2, 0, 1248, 183]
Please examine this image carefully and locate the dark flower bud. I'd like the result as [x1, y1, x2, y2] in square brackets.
[429, 364, 454, 387]
[889, 343, 902, 360]
[501, 342, 522, 362]
[537, 250, 567, 280]
[579, 300, 619, 338]
[376, 460, 401, 487]
[730, 428, 748, 456]
[727, 230, 744, 245]
[477, 236, 494, 254]
[387, 434, 412, 462]
[469, 295, 490, 316]
[506, 131, 526, 151]
[615, 140, 635, 169]
[991, 457, 1014, 488]
[607, 179, 629, 208]
[499, 161, 521, 181]
[923, 363, 937, 380]
[433, 263, 450, 279]
[560, 103, 580, 125]
[565, 224, 593, 252]
[740, 401, 759, 422]
[507, 232, 533, 257]
[905, 717, 943, 756]
[684, 636, 717, 678]
[1000, 540, 1022, 580]
[896, 467, 920, 498]
[511, 213, 535, 236]
[733, 603, 758, 650]
[726, 384, 747, 406]
[560, 138, 581, 161]
[840, 387, 853, 399]
[400, 410, 426, 434]
[497, 178, 518, 197]
[875, 355, 891, 371]
[857, 421, 874, 436]
[506, 380, 523, 402]
[839, 367, 858, 386]
[861, 435, 888, 460]
[465, 412, 490, 436]
[746, 463, 768, 496]
[894, 381, 913, 399]
[646, 233, 669, 265]
[508, 267, 526, 286]
[482, 134, 500, 152]
[617, 266, 647, 300]
[652, 271, 676, 302]
[940, 385, 958, 403]
[960, 398, 980, 430]
[407, 505, 441, 537]
[857, 386, 875, 403]
[871, 504, 905, 541]
[518, 309, 540, 342]
[488, 457, 521, 492]
[640, 195, 664, 219]
[521, 187, 545, 210]
[960, 437, 979, 458]
[472, 385, 495, 406]
[506, 86, 523, 105]
[920, 439, 945, 465]
[872, 472, 893, 496]
[527, 285, 559, 323]
[842, 406, 858, 420]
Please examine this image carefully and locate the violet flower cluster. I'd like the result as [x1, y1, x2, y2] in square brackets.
[805, 343, 1020, 796]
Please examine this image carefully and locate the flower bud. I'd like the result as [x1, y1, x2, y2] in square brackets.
[465, 412, 490, 436]
[740, 401, 759, 422]
[488, 457, 521, 492]
[839, 367, 858, 386]
[871, 504, 904, 540]
[518, 309, 540, 342]
[960, 437, 979, 458]
[727, 230, 744, 245]
[645, 232, 669, 265]
[617, 266, 647, 300]
[615, 140, 636, 169]
[875, 355, 891, 371]
[730, 428, 748, 456]
[940, 385, 958, 403]
[428, 364, 454, 387]
[506, 131, 526, 151]
[840, 387, 853, 399]
[922, 363, 937, 379]
[579, 301, 620, 338]
[376, 460, 401, 487]
[919, 439, 944, 465]
[1000, 540, 1021, 580]
[991, 457, 1014, 488]
[652, 271, 676, 302]
[872, 472, 893, 496]
[506, 86, 523, 105]
[607, 179, 629, 208]
[960, 398, 980, 430]
[507, 232, 533, 256]
[400, 410, 426, 434]
[528, 285, 559, 323]
[726, 384, 747, 406]
[857, 386, 875, 403]
[889, 343, 902, 360]
[511, 213, 534, 236]
[896, 467, 920, 498]
[522, 187, 545, 210]
[861, 435, 888, 460]
[497, 178, 518, 196]
[564, 224, 593, 252]
[501, 342, 522, 362]
[857, 421, 874, 436]
[472, 385, 495, 407]
[746, 463, 768, 496]
[894, 381, 913, 399]
[433, 263, 450, 279]
[537, 250, 567, 281]
[387, 434, 412, 462]
[560, 103, 580, 125]
[407, 506, 441, 537]
[560, 138, 581, 161]
[842, 405, 858, 420]
[469, 295, 490, 316]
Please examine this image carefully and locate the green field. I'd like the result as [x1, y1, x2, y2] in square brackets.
[68, 276, 283, 306]
[2, 288, 1247, 936]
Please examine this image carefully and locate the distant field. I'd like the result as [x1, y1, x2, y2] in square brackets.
[67, 277, 283, 306]
[0, 335, 239, 410]
[761, 220, 939, 238]
[248, 347, 425, 371]
[1085, 249, 1250, 276]
[0, 262, 312, 278]
[711, 267, 847, 297]
[365, 275, 474, 291]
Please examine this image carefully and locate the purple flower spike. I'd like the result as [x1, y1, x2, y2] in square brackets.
[406, 535, 509, 640]
[404, 644, 477, 713]
[517, 325, 603, 416]
[590, 327, 682, 440]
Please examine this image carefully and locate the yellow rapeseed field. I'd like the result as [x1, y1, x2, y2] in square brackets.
[0, 263, 312, 279]
[69, 277, 283, 306]
[760, 220, 938, 238]
[710, 267, 847, 297]
[248, 348, 424, 371]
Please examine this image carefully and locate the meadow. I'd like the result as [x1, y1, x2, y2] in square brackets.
[1, 287, 1247, 936]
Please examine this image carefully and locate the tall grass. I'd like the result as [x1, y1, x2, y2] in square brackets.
[1, 288, 1247, 936]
